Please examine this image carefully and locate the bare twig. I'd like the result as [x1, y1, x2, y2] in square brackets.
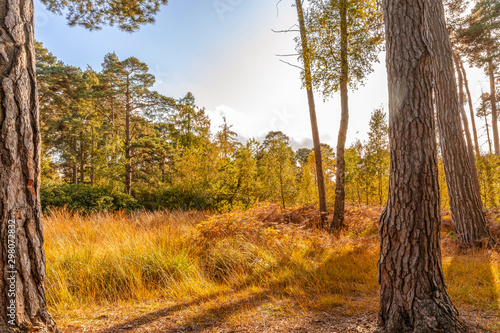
[272, 24, 300, 33]
[276, 0, 284, 18]
[279, 59, 304, 70]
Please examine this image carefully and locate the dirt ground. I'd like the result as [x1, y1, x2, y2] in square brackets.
[60, 301, 496, 333]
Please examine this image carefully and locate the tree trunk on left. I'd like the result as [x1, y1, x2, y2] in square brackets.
[295, 0, 328, 226]
[429, 1, 491, 246]
[0, 0, 58, 331]
[330, 0, 349, 232]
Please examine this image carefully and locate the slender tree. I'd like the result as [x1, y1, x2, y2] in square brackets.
[102, 54, 170, 195]
[459, 59, 481, 156]
[379, 0, 465, 331]
[295, 0, 328, 225]
[300, 0, 383, 230]
[460, 0, 500, 156]
[431, 0, 492, 245]
[453, 53, 481, 197]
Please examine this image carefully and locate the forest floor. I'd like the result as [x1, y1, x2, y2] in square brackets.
[45, 205, 500, 333]
[58, 300, 495, 333]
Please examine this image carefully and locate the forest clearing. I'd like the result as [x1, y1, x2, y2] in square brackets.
[44, 205, 500, 332]
[1, 0, 500, 331]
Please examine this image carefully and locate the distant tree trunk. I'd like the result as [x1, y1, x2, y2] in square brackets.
[279, 164, 286, 210]
[431, 3, 491, 246]
[90, 130, 95, 186]
[72, 140, 78, 184]
[459, 59, 481, 156]
[125, 77, 132, 195]
[453, 53, 481, 199]
[379, 0, 465, 331]
[79, 134, 85, 184]
[330, 0, 349, 232]
[295, 0, 328, 226]
[72, 163, 78, 185]
[0, 0, 58, 331]
[484, 111, 493, 155]
[487, 47, 500, 156]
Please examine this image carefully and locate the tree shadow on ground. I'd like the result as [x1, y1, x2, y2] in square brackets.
[97, 247, 377, 333]
[444, 244, 500, 332]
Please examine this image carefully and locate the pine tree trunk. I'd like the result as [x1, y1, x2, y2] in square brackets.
[430, 2, 491, 246]
[72, 162, 78, 185]
[125, 78, 132, 195]
[72, 140, 78, 184]
[459, 59, 480, 157]
[330, 0, 349, 232]
[90, 130, 95, 186]
[453, 53, 481, 201]
[295, 0, 328, 226]
[485, 112, 493, 155]
[379, 0, 465, 331]
[79, 134, 84, 184]
[0, 0, 58, 331]
[487, 47, 499, 156]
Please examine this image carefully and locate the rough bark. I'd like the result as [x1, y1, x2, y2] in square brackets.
[0, 0, 58, 331]
[453, 53, 481, 201]
[330, 0, 349, 232]
[429, 1, 491, 246]
[458, 59, 480, 157]
[295, 0, 328, 226]
[378, 0, 465, 331]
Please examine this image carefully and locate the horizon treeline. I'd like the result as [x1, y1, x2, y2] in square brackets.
[37, 41, 500, 213]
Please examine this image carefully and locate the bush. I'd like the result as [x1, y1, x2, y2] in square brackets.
[41, 181, 139, 213]
[135, 186, 219, 211]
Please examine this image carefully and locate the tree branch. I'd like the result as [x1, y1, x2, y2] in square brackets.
[279, 59, 304, 70]
[276, 53, 300, 57]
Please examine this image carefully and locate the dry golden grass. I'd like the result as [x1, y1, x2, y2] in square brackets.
[43, 204, 500, 332]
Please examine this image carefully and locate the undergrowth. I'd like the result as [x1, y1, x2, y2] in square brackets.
[43, 204, 500, 330]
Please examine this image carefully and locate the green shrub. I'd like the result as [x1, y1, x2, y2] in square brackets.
[41, 181, 139, 213]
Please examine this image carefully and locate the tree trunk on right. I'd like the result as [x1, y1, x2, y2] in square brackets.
[430, 1, 491, 246]
[379, 0, 465, 331]
[487, 48, 500, 156]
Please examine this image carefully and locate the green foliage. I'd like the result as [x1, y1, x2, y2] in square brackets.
[344, 108, 389, 205]
[297, 144, 336, 205]
[477, 154, 500, 208]
[40, 0, 167, 32]
[257, 132, 298, 209]
[302, 0, 384, 97]
[41, 181, 139, 213]
[459, 0, 500, 69]
[36, 44, 393, 213]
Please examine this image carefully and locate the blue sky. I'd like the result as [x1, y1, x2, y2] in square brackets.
[34, 0, 492, 151]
